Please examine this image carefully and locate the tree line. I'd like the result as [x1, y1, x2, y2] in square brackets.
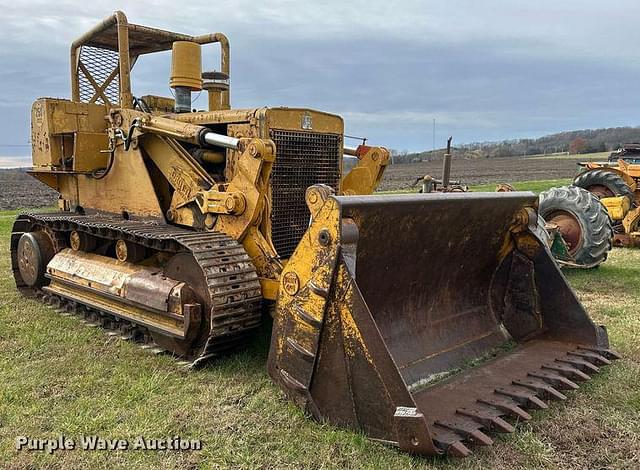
[390, 126, 640, 163]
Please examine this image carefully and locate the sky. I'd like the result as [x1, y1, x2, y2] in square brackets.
[1, 0, 640, 160]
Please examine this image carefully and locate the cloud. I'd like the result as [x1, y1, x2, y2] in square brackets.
[1, 1, 640, 154]
[0, 156, 31, 168]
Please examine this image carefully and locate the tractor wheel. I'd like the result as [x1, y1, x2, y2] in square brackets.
[538, 186, 613, 267]
[573, 169, 634, 201]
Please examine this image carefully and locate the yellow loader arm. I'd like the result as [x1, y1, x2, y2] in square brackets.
[340, 145, 390, 195]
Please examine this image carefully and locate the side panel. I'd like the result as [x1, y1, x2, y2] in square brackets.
[76, 147, 164, 218]
[31, 98, 108, 171]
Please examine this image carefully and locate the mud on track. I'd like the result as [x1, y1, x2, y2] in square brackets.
[0, 156, 586, 210]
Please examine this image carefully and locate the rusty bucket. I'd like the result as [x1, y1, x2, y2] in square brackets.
[268, 190, 619, 457]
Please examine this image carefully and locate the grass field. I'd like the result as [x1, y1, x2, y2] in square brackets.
[383, 178, 573, 194]
[1, 205, 639, 469]
[524, 151, 610, 161]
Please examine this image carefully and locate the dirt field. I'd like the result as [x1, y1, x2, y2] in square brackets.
[0, 169, 58, 210]
[377, 155, 588, 191]
[0, 154, 600, 210]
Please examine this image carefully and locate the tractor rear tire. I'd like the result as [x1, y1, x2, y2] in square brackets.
[573, 169, 634, 201]
[538, 186, 613, 267]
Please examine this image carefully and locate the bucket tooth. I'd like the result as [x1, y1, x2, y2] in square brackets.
[512, 379, 566, 401]
[567, 350, 611, 366]
[431, 425, 473, 457]
[542, 362, 591, 382]
[456, 407, 515, 433]
[578, 346, 622, 361]
[528, 371, 579, 390]
[478, 398, 532, 421]
[556, 357, 599, 373]
[446, 441, 473, 458]
[435, 418, 493, 446]
[495, 386, 548, 410]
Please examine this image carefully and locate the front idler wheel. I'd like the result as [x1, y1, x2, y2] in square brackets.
[17, 231, 56, 287]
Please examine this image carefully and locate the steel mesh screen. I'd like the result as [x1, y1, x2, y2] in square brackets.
[269, 129, 342, 258]
[78, 46, 120, 105]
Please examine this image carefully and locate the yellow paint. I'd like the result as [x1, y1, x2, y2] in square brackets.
[580, 162, 640, 245]
[601, 196, 631, 221]
[170, 42, 202, 91]
[340, 146, 390, 195]
[336, 270, 374, 364]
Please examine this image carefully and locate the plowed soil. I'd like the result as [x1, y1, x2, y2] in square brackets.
[377, 155, 585, 192]
[0, 169, 58, 210]
[0, 156, 586, 210]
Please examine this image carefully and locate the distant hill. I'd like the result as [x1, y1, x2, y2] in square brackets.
[392, 126, 640, 163]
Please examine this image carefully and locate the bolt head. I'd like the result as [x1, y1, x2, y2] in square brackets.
[318, 229, 332, 246]
[224, 196, 236, 211]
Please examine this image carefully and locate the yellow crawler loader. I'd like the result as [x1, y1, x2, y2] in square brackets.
[12, 12, 619, 457]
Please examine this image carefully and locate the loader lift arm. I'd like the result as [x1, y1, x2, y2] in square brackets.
[109, 108, 282, 298]
[341, 145, 390, 195]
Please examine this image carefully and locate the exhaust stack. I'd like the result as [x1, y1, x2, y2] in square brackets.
[441, 136, 453, 190]
[203, 71, 230, 111]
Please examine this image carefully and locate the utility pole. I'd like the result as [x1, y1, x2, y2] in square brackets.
[432, 118, 436, 156]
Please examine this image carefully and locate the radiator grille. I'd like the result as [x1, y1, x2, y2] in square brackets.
[269, 129, 342, 258]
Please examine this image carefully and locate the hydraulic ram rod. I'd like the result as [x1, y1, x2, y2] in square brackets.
[344, 146, 359, 156]
[135, 114, 240, 150]
[201, 131, 240, 150]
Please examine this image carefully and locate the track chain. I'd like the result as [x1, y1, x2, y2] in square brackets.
[11, 212, 263, 365]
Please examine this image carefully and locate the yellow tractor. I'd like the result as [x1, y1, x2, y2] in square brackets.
[574, 159, 640, 247]
[12, 12, 619, 457]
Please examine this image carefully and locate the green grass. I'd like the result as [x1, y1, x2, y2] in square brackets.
[0, 210, 638, 468]
[383, 178, 573, 195]
[0, 207, 56, 219]
[469, 178, 572, 193]
[524, 151, 610, 161]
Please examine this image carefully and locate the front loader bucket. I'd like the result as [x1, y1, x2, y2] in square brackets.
[268, 190, 619, 457]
